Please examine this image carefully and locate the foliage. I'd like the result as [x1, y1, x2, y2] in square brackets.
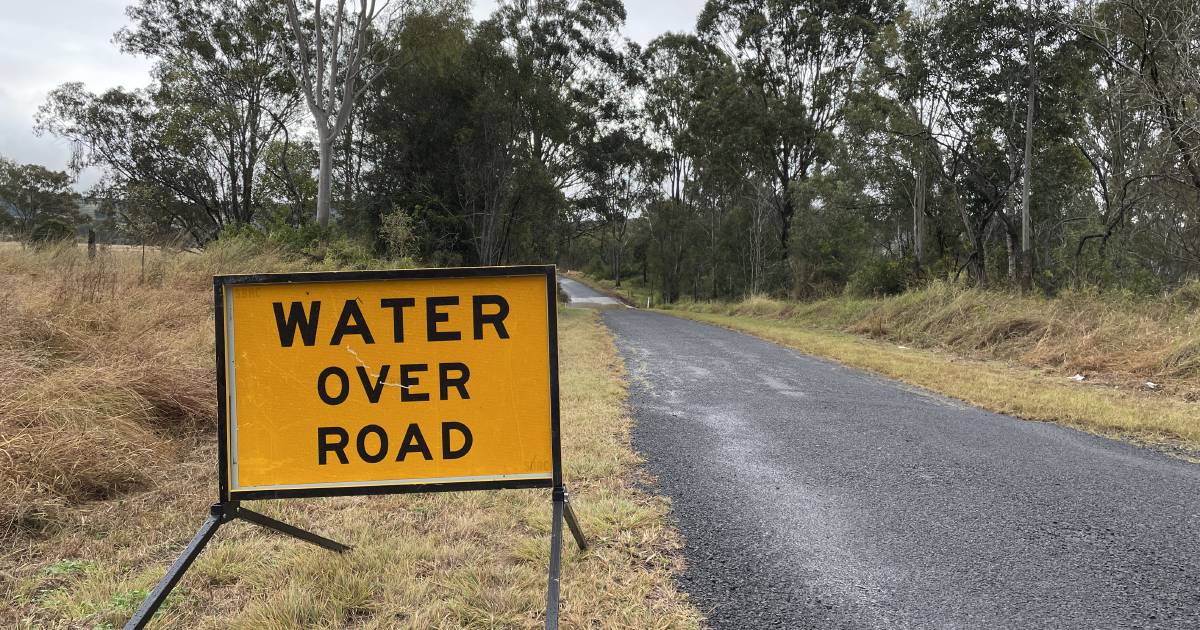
[37, 0, 299, 242]
[378, 208, 418, 261]
[0, 158, 82, 240]
[23, 0, 1200, 298]
[29, 219, 77, 245]
[847, 258, 912, 298]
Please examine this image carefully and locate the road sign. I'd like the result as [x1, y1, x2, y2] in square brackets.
[215, 266, 560, 499]
[125, 266, 586, 630]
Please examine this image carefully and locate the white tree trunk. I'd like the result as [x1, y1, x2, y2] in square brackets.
[317, 137, 334, 227]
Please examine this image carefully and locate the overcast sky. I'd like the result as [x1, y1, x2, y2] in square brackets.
[0, 0, 705, 190]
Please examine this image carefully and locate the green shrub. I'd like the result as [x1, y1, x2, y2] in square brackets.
[216, 221, 329, 256]
[1172, 281, 1200, 310]
[378, 210, 417, 260]
[217, 221, 396, 269]
[320, 237, 379, 270]
[847, 258, 911, 297]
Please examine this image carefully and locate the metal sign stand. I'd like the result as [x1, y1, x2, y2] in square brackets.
[123, 502, 348, 630]
[546, 486, 588, 630]
[125, 489, 587, 630]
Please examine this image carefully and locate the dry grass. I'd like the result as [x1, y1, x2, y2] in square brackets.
[676, 282, 1200, 393]
[0, 244, 224, 541]
[668, 282, 1200, 451]
[0, 244, 702, 629]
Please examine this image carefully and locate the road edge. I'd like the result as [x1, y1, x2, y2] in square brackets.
[664, 309, 1200, 461]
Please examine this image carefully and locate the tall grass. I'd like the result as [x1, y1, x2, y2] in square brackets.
[677, 281, 1200, 396]
[0, 242, 299, 540]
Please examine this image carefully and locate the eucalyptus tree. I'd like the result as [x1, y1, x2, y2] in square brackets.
[896, 0, 1088, 286]
[640, 34, 721, 297]
[123, 0, 300, 225]
[696, 0, 902, 267]
[642, 33, 715, 203]
[39, 0, 298, 240]
[491, 0, 629, 210]
[1072, 0, 1200, 280]
[284, 0, 419, 227]
[457, 17, 526, 265]
[579, 123, 663, 287]
[0, 159, 80, 238]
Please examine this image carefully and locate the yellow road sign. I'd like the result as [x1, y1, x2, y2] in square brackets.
[214, 266, 560, 499]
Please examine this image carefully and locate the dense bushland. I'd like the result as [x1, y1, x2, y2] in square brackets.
[1, 0, 1193, 304]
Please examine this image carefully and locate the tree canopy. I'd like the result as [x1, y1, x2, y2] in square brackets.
[24, 0, 1200, 296]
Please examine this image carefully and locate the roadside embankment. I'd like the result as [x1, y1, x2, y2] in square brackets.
[1, 243, 702, 628]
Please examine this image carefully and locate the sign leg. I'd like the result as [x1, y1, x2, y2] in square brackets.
[124, 505, 226, 630]
[545, 489, 565, 630]
[562, 487, 588, 552]
[236, 506, 350, 553]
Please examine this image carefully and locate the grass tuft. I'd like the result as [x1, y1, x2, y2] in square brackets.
[675, 281, 1200, 396]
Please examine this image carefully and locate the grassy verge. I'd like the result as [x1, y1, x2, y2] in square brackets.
[1, 244, 702, 629]
[666, 286, 1200, 453]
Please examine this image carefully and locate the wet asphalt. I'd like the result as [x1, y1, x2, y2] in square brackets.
[557, 276, 624, 306]
[560, 279, 1200, 629]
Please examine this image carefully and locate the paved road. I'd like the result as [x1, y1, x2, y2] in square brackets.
[558, 279, 1200, 629]
[558, 276, 624, 306]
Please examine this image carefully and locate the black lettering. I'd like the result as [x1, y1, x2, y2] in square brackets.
[357, 365, 390, 403]
[273, 301, 320, 347]
[439, 362, 470, 400]
[380, 297, 416, 342]
[356, 424, 388, 463]
[317, 427, 349, 464]
[426, 296, 461, 341]
[400, 364, 429, 402]
[442, 421, 473, 459]
[472, 295, 510, 340]
[330, 299, 375, 345]
[396, 423, 433, 461]
[317, 367, 349, 405]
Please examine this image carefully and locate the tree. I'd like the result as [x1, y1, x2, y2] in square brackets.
[641, 34, 718, 300]
[580, 125, 661, 287]
[456, 19, 524, 265]
[122, 0, 299, 226]
[285, 0, 415, 227]
[1072, 0, 1200, 281]
[886, 0, 1088, 287]
[697, 0, 901, 267]
[484, 0, 631, 263]
[0, 158, 81, 239]
[39, 0, 298, 241]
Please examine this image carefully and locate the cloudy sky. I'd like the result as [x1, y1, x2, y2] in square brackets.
[0, 0, 705, 190]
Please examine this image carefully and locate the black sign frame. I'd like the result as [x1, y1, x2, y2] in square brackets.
[213, 264, 562, 502]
